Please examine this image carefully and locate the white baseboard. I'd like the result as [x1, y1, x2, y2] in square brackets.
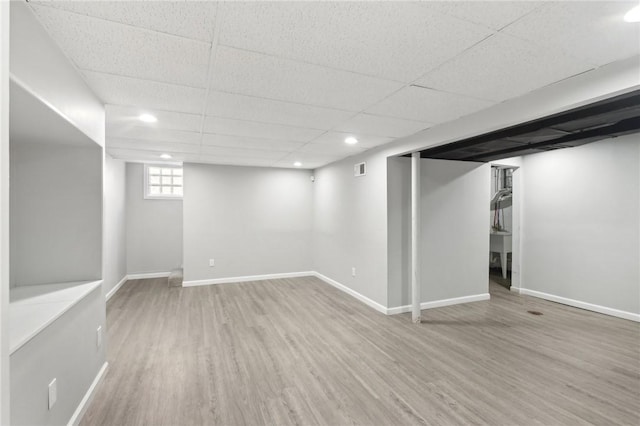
[126, 272, 171, 280]
[519, 288, 640, 322]
[510, 286, 522, 294]
[105, 275, 128, 301]
[312, 272, 388, 315]
[183, 271, 315, 287]
[386, 293, 491, 315]
[67, 362, 109, 426]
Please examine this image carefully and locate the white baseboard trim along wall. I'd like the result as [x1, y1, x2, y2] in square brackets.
[182, 271, 315, 287]
[67, 362, 109, 426]
[106, 271, 639, 322]
[518, 288, 640, 322]
[105, 276, 128, 301]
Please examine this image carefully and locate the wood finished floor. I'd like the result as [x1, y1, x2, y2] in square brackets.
[82, 277, 640, 426]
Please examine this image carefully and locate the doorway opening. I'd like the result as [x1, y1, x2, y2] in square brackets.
[489, 165, 518, 290]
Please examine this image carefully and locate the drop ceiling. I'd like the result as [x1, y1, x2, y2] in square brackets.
[27, 1, 640, 169]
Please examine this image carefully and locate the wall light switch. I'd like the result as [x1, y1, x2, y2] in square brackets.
[352, 267, 356, 277]
[209, 259, 215, 267]
[96, 326, 102, 349]
[48, 378, 57, 410]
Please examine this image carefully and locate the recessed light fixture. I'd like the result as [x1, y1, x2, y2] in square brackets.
[139, 113, 157, 123]
[293, 161, 302, 167]
[160, 153, 172, 160]
[345, 136, 358, 145]
[624, 4, 640, 22]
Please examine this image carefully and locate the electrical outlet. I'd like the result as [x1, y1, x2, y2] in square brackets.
[48, 378, 57, 410]
[352, 267, 356, 277]
[96, 326, 102, 349]
[209, 259, 215, 267]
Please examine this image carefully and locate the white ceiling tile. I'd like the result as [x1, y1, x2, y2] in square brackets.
[206, 91, 355, 130]
[108, 125, 201, 145]
[310, 131, 394, 149]
[108, 138, 200, 154]
[200, 145, 288, 161]
[424, 1, 542, 30]
[195, 156, 277, 168]
[366, 86, 495, 124]
[83, 71, 205, 114]
[209, 46, 404, 111]
[203, 116, 323, 143]
[297, 142, 367, 157]
[108, 148, 192, 163]
[275, 152, 344, 169]
[415, 33, 594, 103]
[502, 1, 640, 66]
[31, 4, 210, 87]
[106, 105, 201, 132]
[202, 133, 304, 152]
[218, 2, 493, 82]
[31, 1, 217, 42]
[334, 113, 431, 139]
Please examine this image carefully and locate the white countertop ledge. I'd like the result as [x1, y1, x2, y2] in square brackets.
[9, 280, 102, 355]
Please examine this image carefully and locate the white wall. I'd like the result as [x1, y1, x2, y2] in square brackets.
[126, 162, 182, 275]
[312, 150, 389, 306]
[387, 157, 490, 308]
[10, 142, 103, 287]
[10, 287, 106, 425]
[0, 1, 10, 421]
[103, 155, 126, 295]
[183, 163, 313, 283]
[10, 2, 104, 147]
[521, 136, 640, 316]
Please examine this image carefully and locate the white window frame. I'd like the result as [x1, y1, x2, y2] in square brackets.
[144, 164, 183, 200]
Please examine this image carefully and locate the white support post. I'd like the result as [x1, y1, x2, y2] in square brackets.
[411, 152, 421, 324]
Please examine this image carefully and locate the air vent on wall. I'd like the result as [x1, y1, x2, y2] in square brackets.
[354, 162, 366, 177]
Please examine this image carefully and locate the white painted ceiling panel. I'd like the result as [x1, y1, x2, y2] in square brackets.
[108, 138, 201, 155]
[31, 1, 218, 42]
[206, 91, 354, 130]
[83, 71, 205, 115]
[311, 132, 394, 150]
[218, 1, 493, 82]
[109, 148, 195, 163]
[366, 86, 496, 123]
[334, 113, 431, 139]
[416, 33, 594, 103]
[203, 116, 323, 143]
[30, 4, 210, 87]
[297, 142, 367, 157]
[201, 133, 305, 153]
[196, 155, 276, 167]
[274, 152, 344, 169]
[209, 46, 404, 111]
[425, 1, 542, 30]
[503, 1, 640, 66]
[200, 145, 288, 160]
[106, 105, 201, 133]
[108, 125, 201, 145]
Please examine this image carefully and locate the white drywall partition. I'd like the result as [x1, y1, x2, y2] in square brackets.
[312, 150, 389, 307]
[520, 136, 640, 318]
[126, 163, 182, 275]
[0, 1, 10, 422]
[183, 163, 313, 284]
[104, 155, 127, 296]
[9, 142, 103, 287]
[387, 157, 490, 309]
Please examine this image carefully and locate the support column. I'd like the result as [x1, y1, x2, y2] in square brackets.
[411, 152, 421, 323]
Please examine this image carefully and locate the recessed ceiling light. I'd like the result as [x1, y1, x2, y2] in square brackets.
[345, 137, 358, 145]
[624, 4, 640, 22]
[293, 161, 302, 167]
[160, 153, 172, 160]
[139, 113, 157, 123]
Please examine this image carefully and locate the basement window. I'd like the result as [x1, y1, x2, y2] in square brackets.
[144, 164, 183, 199]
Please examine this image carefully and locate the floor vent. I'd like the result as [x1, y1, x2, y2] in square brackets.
[527, 310, 543, 316]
